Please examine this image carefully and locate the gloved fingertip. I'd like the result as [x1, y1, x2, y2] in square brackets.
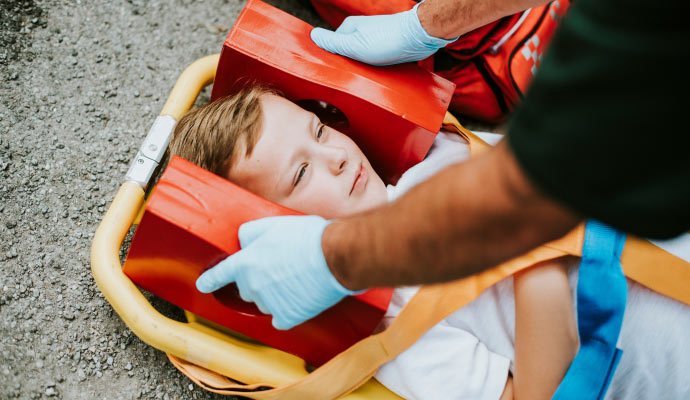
[310, 27, 340, 53]
[309, 27, 328, 46]
[271, 317, 295, 331]
[195, 257, 239, 293]
[238, 218, 274, 247]
[195, 274, 216, 293]
[254, 298, 270, 315]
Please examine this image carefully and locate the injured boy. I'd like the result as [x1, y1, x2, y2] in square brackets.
[169, 85, 690, 400]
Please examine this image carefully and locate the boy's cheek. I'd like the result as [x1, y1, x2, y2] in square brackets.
[280, 193, 333, 218]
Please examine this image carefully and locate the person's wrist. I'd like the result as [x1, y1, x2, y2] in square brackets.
[414, 1, 459, 42]
[321, 260, 361, 296]
[314, 219, 354, 296]
[321, 220, 360, 291]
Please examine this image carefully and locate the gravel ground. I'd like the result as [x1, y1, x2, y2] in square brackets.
[0, 1, 325, 399]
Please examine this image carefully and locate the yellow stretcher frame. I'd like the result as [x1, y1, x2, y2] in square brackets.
[90, 54, 401, 399]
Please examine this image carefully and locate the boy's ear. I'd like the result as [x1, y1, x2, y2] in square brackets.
[295, 99, 349, 133]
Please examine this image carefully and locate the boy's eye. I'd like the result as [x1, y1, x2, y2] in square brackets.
[317, 124, 325, 140]
[294, 164, 307, 187]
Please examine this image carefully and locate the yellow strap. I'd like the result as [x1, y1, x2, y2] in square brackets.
[620, 237, 690, 304]
[168, 114, 690, 398]
[541, 228, 690, 305]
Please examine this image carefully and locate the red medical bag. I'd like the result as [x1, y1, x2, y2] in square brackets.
[308, 0, 570, 123]
[123, 0, 455, 366]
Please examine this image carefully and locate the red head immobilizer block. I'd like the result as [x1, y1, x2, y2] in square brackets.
[124, 157, 392, 366]
[212, 0, 455, 184]
[123, 0, 454, 366]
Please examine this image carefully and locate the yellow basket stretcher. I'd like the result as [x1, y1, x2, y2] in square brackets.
[90, 54, 402, 399]
[90, 52, 690, 399]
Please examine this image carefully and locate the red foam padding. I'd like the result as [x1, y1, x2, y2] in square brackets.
[124, 156, 393, 366]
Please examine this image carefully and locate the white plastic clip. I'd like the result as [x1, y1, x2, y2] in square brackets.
[125, 115, 176, 188]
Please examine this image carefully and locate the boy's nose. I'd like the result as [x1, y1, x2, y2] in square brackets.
[325, 146, 347, 174]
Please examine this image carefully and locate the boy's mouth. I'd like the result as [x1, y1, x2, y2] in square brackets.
[350, 162, 367, 196]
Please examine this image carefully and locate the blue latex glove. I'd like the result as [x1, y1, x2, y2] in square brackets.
[310, 3, 457, 66]
[196, 215, 357, 330]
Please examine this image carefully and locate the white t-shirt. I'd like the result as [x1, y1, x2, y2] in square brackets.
[374, 131, 690, 400]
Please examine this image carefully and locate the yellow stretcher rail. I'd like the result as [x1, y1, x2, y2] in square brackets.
[90, 54, 401, 399]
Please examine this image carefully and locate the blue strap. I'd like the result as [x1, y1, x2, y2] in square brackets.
[552, 220, 628, 400]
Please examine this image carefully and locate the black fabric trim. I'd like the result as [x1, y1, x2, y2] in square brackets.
[473, 59, 510, 114]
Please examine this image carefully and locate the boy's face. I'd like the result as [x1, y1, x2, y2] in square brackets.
[228, 94, 388, 219]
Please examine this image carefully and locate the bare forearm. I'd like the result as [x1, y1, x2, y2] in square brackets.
[418, 0, 548, 39]
[324, 142, 580, 290]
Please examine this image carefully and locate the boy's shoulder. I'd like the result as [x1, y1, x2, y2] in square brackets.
[387, 130, 503, 201]
[387, 131, 472, 201]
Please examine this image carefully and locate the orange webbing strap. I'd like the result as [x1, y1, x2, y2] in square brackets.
[544, 225, 690, 306]
[167, 115, 689, 398]
[619, 236, 690, 305]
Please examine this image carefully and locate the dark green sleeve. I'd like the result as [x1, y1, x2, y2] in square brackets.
[508, 0, 690, 238]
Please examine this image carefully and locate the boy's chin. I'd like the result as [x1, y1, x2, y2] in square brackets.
[351, 189, 389, 216]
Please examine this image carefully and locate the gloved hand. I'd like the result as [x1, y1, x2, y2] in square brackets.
[196, 215, 357, 330]
[310, 3, 457, 66]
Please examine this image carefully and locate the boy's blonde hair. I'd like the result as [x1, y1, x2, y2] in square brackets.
[169, 84, 275, 178]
